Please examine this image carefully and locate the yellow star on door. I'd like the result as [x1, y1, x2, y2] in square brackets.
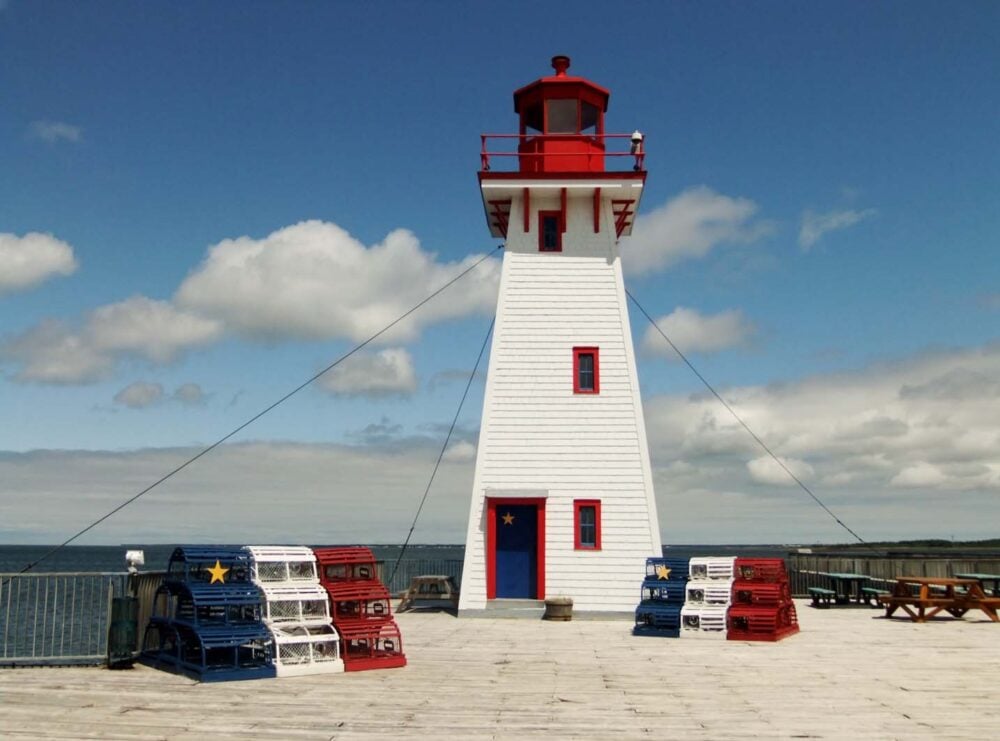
[655, 565, 672, 580]
[207, 560, 230, 584]
[501, 512, 515, 525]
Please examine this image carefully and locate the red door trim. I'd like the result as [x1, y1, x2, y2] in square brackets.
[485, 497, 546, 600]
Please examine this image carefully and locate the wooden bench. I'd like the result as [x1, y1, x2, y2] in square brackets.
[808, 586, 835, 607]
[861, 586, 890, 607]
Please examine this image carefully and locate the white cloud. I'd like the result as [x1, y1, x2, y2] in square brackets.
[0, 232, 78, 295]
[2, 220, 498, 386]
[443, 440, 477, 463]
[644, 341, 1000, 541]
[28, 120, 82, 144]
[87, 296, 223, 364]
[114, 381, 164, 409]
[173, 383, 206, 405]
[641, 306, 754, 358]
[890, 462, 947, 488]
[799, 208, 876, 249]
[747, 455, 815, 486]
[175, 220, 499, 343]
[4, 343, 1000, 544]
[318, 348, 418, 398]
[622, 186, 773, 275]
[1, 319, 114, 383]
[1, 297, 222, 383]
[0, 441, 476, 544]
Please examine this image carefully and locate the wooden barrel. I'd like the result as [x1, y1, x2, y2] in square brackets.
[543, 596, 573, 621]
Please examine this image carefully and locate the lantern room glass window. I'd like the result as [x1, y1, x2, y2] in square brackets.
[581, 101, 600, 134]
[574, 499, 602, 550]
[546, 98, 578, 133]
[573, 347, 599, 394]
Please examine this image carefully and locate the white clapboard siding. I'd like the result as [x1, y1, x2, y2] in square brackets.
[460, 190, 662, 614]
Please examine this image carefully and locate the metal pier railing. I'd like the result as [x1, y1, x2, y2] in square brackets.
[0, 572, 128, 666]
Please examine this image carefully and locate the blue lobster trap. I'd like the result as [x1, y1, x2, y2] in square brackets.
[142, 619, 275, 682]
[140, 546, 275, 681]
[633, 602, 683, 637]
[165, 545, 253, 586]
[644, 557, 690, 582]
[639, 578, 686, 604]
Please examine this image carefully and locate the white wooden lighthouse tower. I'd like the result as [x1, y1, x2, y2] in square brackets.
[459, 57, 662, 616]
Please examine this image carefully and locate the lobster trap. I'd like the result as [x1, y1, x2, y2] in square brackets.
[314, 546, 379, 585]
[727, 604, 799, 642]
[680, 604, 728, 637]
[270, 624, 344, 676]
[245, 545, 320, 584]
[685, 579, 734, 606]
[733, 558, 789, 584]
[339, 621, 407, 671]
[633, 602, 682, 637]
[688, 557, 736, 581]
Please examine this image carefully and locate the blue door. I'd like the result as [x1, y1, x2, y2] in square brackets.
[495, 504, 537, 598]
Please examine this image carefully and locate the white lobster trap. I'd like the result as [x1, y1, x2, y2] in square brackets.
[680, 605, 728, 637]
[259, 584, 332, 626]
[245, 545, 319, 584]
[685, 579, 734, 606]
[688, 556, 736, 581]
[270, 623, 344, 676]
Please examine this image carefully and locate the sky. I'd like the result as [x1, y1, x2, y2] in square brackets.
[1, 1, 998, 546]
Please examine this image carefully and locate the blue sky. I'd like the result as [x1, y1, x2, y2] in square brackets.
[1, 1, 998, 545]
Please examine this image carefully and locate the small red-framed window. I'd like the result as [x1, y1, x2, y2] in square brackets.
[539, 211, 562, 252]
[574, 499, 601, 550]
[573, 347, 599, 394]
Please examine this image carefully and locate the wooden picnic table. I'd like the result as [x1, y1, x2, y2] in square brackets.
[818, 572, 870, 604]
[954, 572, 1000, 596]
[878, 576, 1000, 623]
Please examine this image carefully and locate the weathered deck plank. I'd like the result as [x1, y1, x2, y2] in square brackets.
[2, 600, 998, 739]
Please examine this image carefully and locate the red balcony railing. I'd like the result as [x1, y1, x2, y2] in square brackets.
[480, 133, 645, 174]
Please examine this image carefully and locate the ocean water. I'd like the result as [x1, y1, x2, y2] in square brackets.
[0, 543, 790, 574]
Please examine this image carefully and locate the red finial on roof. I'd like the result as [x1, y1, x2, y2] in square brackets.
[551, 55, 571, 77]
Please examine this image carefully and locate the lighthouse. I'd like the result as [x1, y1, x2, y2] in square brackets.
[458, 57, 662, 616]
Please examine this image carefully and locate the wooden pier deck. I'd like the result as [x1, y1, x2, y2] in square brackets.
[2, 600, 997, 739]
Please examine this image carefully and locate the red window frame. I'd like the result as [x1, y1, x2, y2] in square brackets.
[538, 210, 563, 252]
[573, 346, 599, 394]
[574, 499, 602, 550]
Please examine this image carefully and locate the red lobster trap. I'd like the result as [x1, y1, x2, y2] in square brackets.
[727, 604, 799, 642]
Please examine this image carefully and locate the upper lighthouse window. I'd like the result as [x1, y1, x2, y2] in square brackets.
[547, 99, 578, 133]
[524, 104, 543, 134]
[539, 211, 562, 252]
[581, 101, 600, 134]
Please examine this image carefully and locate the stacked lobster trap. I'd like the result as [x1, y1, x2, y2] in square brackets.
[632, 555, 799, 642]
[244, 546, 344, 676]
[315, 546, 406, 671]
[727, 557, 799, 642]
[633, 557, 690, 637]
[681, 557, 735, 638]
[140, 546, 275, 681]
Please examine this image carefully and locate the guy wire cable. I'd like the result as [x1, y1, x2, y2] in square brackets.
[625, 286, 879, 552]
[11, 244, 504, 579]
[389, 315, 495, 587]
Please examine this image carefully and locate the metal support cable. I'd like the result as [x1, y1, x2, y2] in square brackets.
[389, 315, 496, 587]
[625, 287, 877, 551]
[12, 245, 504, 579]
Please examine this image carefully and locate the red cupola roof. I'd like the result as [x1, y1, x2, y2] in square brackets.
[512, 55, 610, 118]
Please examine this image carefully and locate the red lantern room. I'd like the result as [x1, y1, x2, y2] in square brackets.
[513, 55, 610, 173]
[478, 56, 646, 241]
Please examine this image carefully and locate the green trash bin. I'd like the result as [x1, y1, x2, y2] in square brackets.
[107, 596, 138, 669]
